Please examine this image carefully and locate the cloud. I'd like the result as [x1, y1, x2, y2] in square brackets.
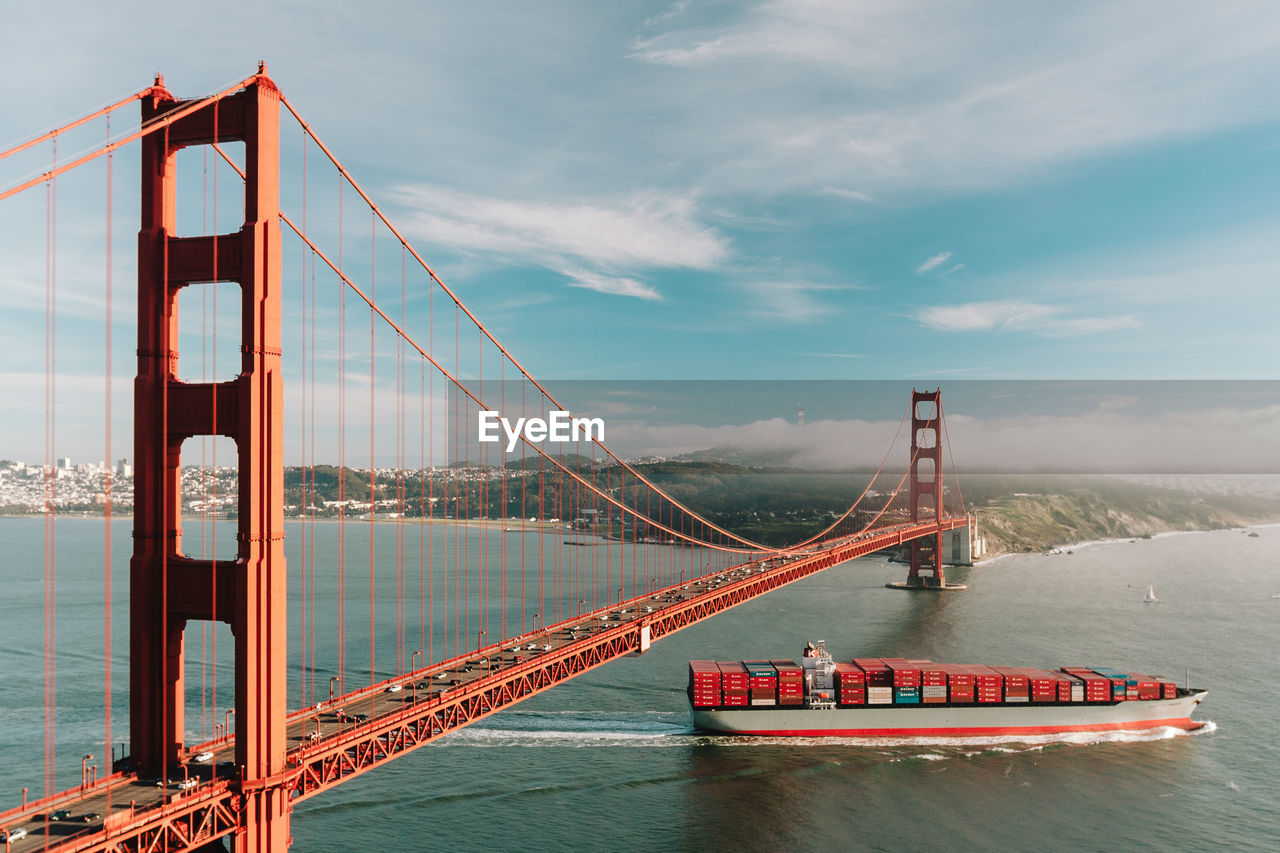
[641, 0, 690, 29]
[629, 1, 1280, 197]
[820, 186, 875, 203]
[796, 351, 867, 359]
[561, 268, 662, 302]
[393, 184, 730, 274]
[740, 281, 845, 323]
[916, 251, 952, 274]
[915, 301, 1138, 337]
[600, 402, 1280, 474]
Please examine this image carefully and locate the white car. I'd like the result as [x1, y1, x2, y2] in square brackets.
[385, 684, 402, 693]
[0, 828, 28, 843]
[193, 751, 214, 763]
[175, 778, 197, 790]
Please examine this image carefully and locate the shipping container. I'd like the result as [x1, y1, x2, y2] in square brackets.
[853, 659, 894, 688]
[771, 660, 804, 681]
[742, 660, 778, 678]
[885, 660, 923, 686]
[717, 661, 750, 691]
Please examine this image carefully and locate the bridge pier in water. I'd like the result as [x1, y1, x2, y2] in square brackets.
[888, 389, 968, 591]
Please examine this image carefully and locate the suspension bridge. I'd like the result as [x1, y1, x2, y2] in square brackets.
[0, 68, 972, 852]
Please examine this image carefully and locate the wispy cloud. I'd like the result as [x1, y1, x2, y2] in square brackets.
[740, 281, 846, 323]
[796, 351, 867, 359]
[629, 2, 1280, 197]
[916, 251, 953, 274]
[393, 184, 729, 276]
[916, 301, 1138, 337]
[820, 186, 875, 203]
[641, 0, 690, 30]
[561, 268, 662, 302]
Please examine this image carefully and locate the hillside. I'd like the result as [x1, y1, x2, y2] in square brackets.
[966, 475, 1280, 555]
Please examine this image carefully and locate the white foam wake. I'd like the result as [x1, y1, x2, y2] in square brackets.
[436, 712, 1216, 752]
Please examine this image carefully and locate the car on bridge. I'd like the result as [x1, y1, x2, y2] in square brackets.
[47, 810, 72, 822]
[1, 827, 28, 843]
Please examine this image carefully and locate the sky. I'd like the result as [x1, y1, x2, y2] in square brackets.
[1, 1, 1278, 468]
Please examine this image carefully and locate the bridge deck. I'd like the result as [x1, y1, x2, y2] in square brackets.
[0, 518, 967, 853]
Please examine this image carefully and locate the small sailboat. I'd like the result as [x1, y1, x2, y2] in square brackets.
[1144, 584, 1159, 604]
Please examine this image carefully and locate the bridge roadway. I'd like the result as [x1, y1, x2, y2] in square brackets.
[0, 517, 968, 853]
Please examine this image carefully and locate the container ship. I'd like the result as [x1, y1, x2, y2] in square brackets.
[688, 642, 1207, 738]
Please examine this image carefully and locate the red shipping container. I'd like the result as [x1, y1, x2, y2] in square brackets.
[717, 661, 750, 690]
[853, 659, 894, 687]
[771, 660, 804, 679]
[990, 666, 1029, 688]
[833, 663, 865, 684]
[886, 660, 922, 686]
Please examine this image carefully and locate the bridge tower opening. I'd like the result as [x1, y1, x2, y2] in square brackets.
[130, 69, 288, 850]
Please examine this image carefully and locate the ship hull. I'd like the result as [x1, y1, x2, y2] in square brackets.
[691, 691, 1208, 737]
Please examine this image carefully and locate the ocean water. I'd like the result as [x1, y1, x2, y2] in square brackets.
[1, 519, 1277, 851]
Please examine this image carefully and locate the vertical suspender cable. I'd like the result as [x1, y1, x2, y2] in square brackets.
[200, 147, 209, 740]
[103, 114, 114, 807]
[337, 176, 346, 689]
[305, 127, 318, 707]
[210, 105, 220, 734]
[428, 274, 434, 665]
[44, 136, 57, 795]
[299, 128, 309, 708]
[369, 209, 376, 688]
